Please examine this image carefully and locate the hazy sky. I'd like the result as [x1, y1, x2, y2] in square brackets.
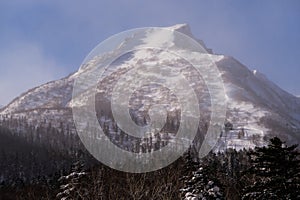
[0, 0, 299, 105]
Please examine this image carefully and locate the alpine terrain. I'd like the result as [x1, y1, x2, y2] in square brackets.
[1, 23, 300, 152]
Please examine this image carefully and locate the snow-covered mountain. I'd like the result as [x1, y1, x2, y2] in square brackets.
[1, 24, 299, 150]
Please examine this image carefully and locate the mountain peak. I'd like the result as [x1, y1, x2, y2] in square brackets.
[167, 23, 193, 36]
[1, 24, 299, 149]
[166, 23, 213, 53]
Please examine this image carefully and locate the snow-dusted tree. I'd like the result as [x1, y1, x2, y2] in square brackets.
[180, 150, 225, 200]
[56, 161, 90, 200]
[242, 137, 300, 199]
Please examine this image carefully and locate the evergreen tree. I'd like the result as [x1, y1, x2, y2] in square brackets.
[180, 150, 225, 200]
[242, 137, 300, 199]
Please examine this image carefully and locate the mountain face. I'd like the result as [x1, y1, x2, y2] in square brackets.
[1, 24, 300, 151]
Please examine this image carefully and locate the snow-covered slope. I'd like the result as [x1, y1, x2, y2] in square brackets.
[1, 24, 300, 149]
[215, 56, 300, 149]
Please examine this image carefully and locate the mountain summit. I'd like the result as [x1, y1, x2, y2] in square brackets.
[1, 24, 299, 150]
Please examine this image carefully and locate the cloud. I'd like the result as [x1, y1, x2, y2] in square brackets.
[0, 40, 67, 106]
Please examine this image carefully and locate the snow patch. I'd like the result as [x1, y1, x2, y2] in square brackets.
[143, 28, 174, 48]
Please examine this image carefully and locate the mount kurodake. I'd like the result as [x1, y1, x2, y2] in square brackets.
[1, 24, 300, 150]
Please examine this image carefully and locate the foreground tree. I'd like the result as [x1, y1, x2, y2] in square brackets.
[242, 137, 300, 199]
[57, 161, 90, 200]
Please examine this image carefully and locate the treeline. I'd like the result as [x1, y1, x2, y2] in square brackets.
[0, 115, 299, 199]
[1, 155, 187, 200]
[1, 136, 299, 199]
[0, 116, 188, 199]
[0, 116, 96, 192]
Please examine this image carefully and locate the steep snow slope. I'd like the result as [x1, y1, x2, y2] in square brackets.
[216, 56, 300, 149]
[1, 24, 299, 149]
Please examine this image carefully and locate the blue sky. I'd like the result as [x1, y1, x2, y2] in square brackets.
[0, 0, 299, 105]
